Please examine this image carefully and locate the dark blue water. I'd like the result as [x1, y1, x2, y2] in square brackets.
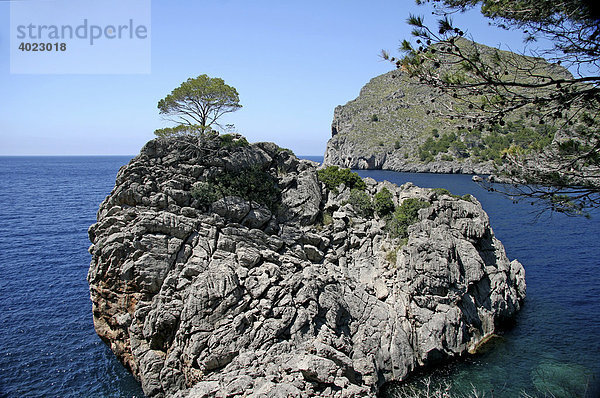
[0, 157, 598, 397]
[0, 157, 144, 398]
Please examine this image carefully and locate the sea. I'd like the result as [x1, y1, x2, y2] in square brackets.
[0, 155, 598, 398]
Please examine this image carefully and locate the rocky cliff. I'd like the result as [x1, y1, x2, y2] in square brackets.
[323, 68, 496, 174]
[88, 134, 526, 397]
[324, 39, 571, 174]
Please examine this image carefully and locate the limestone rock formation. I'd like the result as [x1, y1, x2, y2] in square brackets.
[324, 39, 572, 174]
[323, 66, 499, 174]
[88, 134, 526, 397]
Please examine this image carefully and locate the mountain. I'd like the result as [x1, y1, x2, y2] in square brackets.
[324, 38, 572, 174]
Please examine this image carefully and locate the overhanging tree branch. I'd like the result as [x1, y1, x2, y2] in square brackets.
[385, 0, 600, 215]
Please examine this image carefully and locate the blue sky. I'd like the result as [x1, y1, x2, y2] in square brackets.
[0, 0, 530, 156]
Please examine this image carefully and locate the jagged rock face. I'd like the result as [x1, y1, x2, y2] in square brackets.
[88, 135, 525, 397]
[324, 71, 495, 174]
[323, 69, 497, 175]
[323, 39, 572, 174]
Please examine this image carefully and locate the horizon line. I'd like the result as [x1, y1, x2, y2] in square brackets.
[0, 153, 325, 157]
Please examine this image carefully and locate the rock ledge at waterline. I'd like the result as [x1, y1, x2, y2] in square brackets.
[88, 134, 525, 397]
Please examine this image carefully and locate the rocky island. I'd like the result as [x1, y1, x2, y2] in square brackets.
[88, 134, 526, 397]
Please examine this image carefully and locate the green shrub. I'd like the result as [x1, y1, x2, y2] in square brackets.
[431, 188, 474, 202]
[314, 211, 334, 231]
[374, 187, 395, 217]
[418, 132, 459, 161]
[431, 187, 459, 199]
[371, 114, 379, 122]
[278, 146, 295, 156]
[218, 166, 279, 208]
[192, 166, 280, 210]
[219, 133, 249, 149]
[317, 166, 366, 193]
[347, 189, 374, 218]
[191, 181, 220, 205]
[418, 120, 556, 163]
[385, 198, 430, 238]
[385, 240, 408, 265]
[154, 124, 205, 137]
[385, 248, 397, 265]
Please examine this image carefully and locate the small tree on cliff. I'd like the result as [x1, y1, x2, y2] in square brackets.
[156, 74, 242, 136]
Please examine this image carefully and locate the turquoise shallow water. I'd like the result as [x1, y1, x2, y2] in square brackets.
[0, 156, 598, 397]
